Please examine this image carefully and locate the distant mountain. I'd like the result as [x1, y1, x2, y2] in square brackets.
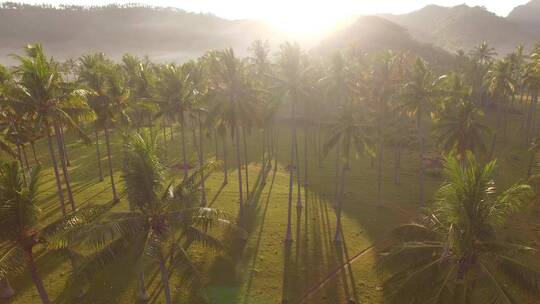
[0, 3, 288, 63]
[508, 0, 540, 35]
[381, 4, 539, 55]
[318, 16, 453, 67]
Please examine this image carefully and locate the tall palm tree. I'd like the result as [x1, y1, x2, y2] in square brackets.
[14, 44, 94, 215]
[469, 41, 497, 66]
[401, 57, 437, 206]
[368, 51, 402, 205]
[207, 49, 259, 220]
[485, 59, 515, 157]
[78, 52, 114, 182]
[324, 102, 371, 242]
[383, 153, 539, 303]
[523, 49, 540, 144]
[434, 73, 489, 159]
[154, 63, 194, 180]
[101, 66, 131, 202]
[74, 131, 235, 304]
[0, 161, 108, 304]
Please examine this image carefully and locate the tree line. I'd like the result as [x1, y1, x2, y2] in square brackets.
[0, 39, 540, 303]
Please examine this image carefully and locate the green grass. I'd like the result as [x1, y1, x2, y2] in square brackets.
[3, 104, 540, 304]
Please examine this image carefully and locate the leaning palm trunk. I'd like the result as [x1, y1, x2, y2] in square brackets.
[417, 113, 426, 207]
[158, 251, 172, 304]
[223, 134, 229, 184]
[104, 124, 119, 202]
[198, 112, 207, 205]
[0, 278, 15, 299]
[235, 126, 245, 220]
[54, 123, 76, 211]
[95, 128, 104, 182]
[377, 138, 384, 206]
[59, 127, 70, 167]
[31, 141, 40, 165]
[180, 111, 188, 180]
[242, 126, 250, 200]
[22, 145, 30, 170]
[25, 248, 51, 304]
[46, 125, 66, 216]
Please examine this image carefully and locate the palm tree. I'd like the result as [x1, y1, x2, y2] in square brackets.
[101, 66, 131, 202]
[207, 49, 259, 220]
[154, 63, 194, 180]
[523, 50, 540, 144]
[0, 161, 108, 304]
[78, 52, 114, 182]
[368, 51, 402, 205]
[324, 102, 371, 242]
[14, 44, 94, 215]
[401, 57, 437, 206]
[485, 59, 515, 157]
[469, 41, 497, 66]
[383, 153, 539, 303]
[433, 73, 489, 159]
[74, 131, 235, 304]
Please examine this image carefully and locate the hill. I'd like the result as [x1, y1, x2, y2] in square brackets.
[318, 16, 454, 67]
[0, 3, 287, 63]
[508, 0, 540, 37]
[381, 4, 538, 55]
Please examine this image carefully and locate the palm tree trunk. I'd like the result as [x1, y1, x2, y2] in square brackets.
[198, 112, 206, 205]
[31, 141, 40, 165]
[214, 128, 219, 161]
[489, 133, 497, 160]
[54, 123, 76, 212]
[180, 111, 188, 180]
[332, 141, 341, 209]
[303, 126, 309, 186]
[22, 145, 30, 170]
[394, 142, 401, 185]
[377, 140, 384, 206]
[242, 126, 250, 200]
[418, 114, 426, 207]
[16, 144, 27, 177]
[138, 273, 149, 302]
[158, 252, 172, 304]
[95, 128, 104, 182]
[525, 92, 536, 145]
[0, 278, 14, 299]
[104, 124, 119, 203]
[223, 134, 229, 184]
[292, 107, 302, 210]
[334, 146, 350, 243]
[59, 127, 70, 167]
[25, 248, 51, 304]
[235, 126, 245, 221]
[315, 124, 322, 168]
[46, 127, 66, 216]
[285, 122, 295, 243]
[527, 152, 536, 178]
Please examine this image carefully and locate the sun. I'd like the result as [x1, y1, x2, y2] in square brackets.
[268, 13, 339, 36]
[258, 1, 348, 36]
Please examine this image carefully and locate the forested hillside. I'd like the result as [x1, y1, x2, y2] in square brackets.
[0, 3, 284, 63]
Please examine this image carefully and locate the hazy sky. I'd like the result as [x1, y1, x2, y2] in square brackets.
[3, 0, 532, 34]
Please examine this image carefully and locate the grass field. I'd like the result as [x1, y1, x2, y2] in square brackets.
[3, 105, 539, 304]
